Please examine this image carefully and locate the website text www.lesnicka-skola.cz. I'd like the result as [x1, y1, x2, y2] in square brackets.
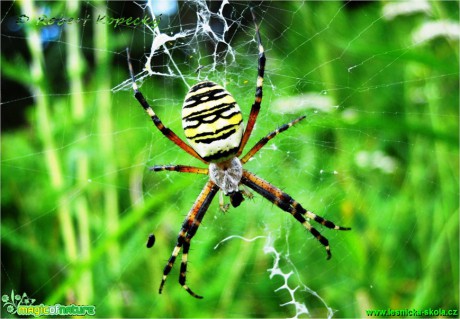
[366, 308, 458, 317]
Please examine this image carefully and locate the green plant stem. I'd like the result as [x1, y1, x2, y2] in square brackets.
[94, 2, 122, 314]
[424, 76, 459, 306]
[18, 0, 78, 265]
[215, 223, 259, 315]
[299, 2, 338, 102]
[65, 0, 93, 305]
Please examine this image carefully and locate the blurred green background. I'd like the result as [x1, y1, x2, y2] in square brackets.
[1, 0, 458, 318]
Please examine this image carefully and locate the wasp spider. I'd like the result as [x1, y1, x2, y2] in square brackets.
[127, 9, 350, 299]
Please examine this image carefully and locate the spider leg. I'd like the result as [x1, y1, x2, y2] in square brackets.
[126, 49, 207, 164]
[179, 181, 219, 298]
[236, 8, 266, 156]
[241, 170, 350, 259]
[159, 180, 219, 299]
[241, 115, 306, 164]
[150, 165, 208, 175]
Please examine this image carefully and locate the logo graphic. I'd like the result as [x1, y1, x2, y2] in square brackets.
[2, 290, 36, 315]
[1, 290, 96, 317]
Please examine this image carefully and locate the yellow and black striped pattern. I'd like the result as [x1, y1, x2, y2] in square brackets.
[182, 81, 244, 163]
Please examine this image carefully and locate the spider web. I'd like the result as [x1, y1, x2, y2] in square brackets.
[1, 0, 459, 318]
[114, 1, 351, 316]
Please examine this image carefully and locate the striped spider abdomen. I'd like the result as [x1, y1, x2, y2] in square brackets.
[182, 81, 244, 163]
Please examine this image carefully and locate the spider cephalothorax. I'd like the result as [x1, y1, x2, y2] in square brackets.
[127, 9, 350, 299]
